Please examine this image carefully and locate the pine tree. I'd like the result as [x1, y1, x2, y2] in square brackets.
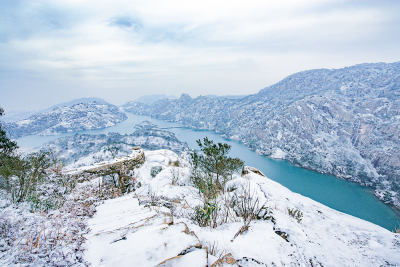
[191, 137, 244, 193]
[0, 107, 18, 155]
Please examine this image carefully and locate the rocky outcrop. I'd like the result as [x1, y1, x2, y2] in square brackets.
[241, 166, 266, 177]
[65, 147, 145, 192]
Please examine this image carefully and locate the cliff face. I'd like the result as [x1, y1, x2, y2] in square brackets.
[123, 62, 400, 207]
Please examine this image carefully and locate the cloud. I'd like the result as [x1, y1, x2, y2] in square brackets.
[0, 0, 399, 110]
[109, 16, 143, 31]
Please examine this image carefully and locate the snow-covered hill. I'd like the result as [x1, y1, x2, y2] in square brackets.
[4, 99, 127, 138]
[1, 148, 399, 266]
[123, 62, 400, 208]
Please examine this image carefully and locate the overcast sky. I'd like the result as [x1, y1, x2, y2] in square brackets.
[1, 0, 399, 111]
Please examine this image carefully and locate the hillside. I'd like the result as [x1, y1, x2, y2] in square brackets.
[123, 62, 400, 208]
[4, 99, 127, 138]
[2, 148, 399, 266]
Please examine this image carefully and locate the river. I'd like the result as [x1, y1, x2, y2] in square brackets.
[17, 113, 400, 231]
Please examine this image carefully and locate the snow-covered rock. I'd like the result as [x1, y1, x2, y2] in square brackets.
[84, 196, 206, 267]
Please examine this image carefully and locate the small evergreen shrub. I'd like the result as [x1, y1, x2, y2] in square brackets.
[150, 166, 163, 178]
[170, 160, 180, 167]
[192, 203, 217, 227]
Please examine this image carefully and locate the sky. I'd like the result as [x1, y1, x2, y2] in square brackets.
[1, 0, 400, 111]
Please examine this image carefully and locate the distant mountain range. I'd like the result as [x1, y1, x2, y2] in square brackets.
[4, 98, 127, 138]
[123, 62, 400, 208]
[132, 94, 175, 105]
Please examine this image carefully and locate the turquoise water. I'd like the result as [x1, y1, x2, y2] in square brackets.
[17, 113, 400, 231]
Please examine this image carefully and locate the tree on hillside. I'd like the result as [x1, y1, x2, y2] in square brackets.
[0, 107, 18, 155]
[190, 137, 244, 227]
[191, 137, 244, 191]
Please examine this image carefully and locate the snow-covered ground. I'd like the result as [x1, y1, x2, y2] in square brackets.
[1, 148, 398, 266]
[83, 150, 400, 266]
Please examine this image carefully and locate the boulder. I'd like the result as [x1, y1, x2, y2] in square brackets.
[241, 166, 265, 177]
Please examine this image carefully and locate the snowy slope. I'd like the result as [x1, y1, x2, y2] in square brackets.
[84, 149, 400, 266]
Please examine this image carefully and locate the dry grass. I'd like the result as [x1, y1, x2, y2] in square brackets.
[287, 207, 303, 223]
[205, 241, 227, 259]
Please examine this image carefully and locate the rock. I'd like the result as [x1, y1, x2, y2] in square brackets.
[210, 253, 238, 266]
[241, 166, 266, 177]
[67, 148, 144, 178]
[65, 148, 145, 193]
[274, 228, 289, 242]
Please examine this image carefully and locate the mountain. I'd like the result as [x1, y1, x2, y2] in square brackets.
[128, 94, 175, 105]
[44, 97, 110, 110]
[122, 62, 400, 208]
[4, 99, 127, 138]
[0, 98, 108, 123]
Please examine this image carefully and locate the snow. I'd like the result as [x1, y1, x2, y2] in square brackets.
[84, 195, 203, 266]
[0, 179, 94, 266]
[16, 119, 32, 126]
[64, 148, 143, 175]
[230, 135, 240, 141]
[276, 131, 282, 140]
[1, 144, 397, 266]
[270, 147, 286, 159]
[82, 149, 400, 266]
